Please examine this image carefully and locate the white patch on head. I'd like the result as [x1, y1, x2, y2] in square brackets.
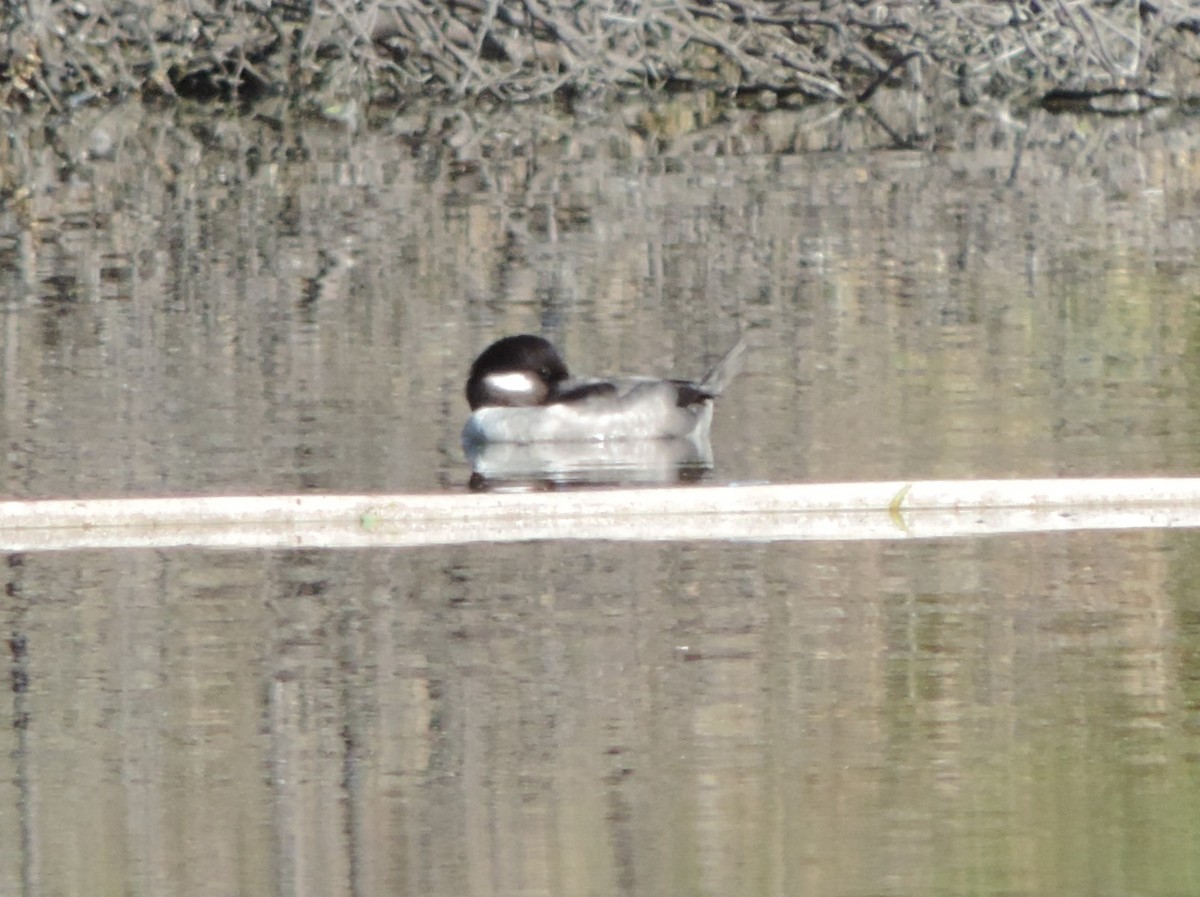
[485, 372, 539, 394]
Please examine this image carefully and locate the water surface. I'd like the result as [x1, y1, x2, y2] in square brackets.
[3, 532, 1200, 897]
[2, 103, 1200, 896]
[1, 105, 1199, 493]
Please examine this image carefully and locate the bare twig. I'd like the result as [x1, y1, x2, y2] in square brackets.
[1, 0, 1196, 112]
[454, 0, 500, 96]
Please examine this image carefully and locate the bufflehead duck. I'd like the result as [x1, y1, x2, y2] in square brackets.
[462, 334, 746, 444]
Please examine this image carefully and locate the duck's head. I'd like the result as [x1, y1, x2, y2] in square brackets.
[466, 335, 570, 410]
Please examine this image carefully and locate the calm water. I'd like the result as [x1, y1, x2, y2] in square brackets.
[2, 104, 1199, 494]
[4, 535, 1200, 897]
[2, 102, 1200, 896]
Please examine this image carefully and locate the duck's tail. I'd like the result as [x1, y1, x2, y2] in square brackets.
[699, 335, 748, 397]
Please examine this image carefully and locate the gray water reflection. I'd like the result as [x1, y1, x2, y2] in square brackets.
[3, 533, 1200, 897]
[3, 103, 1200, 897]
[464, 436, 714, 490]
[1, 106, 1200, 493]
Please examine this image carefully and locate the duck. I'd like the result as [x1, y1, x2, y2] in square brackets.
[462, 334, 746, 444]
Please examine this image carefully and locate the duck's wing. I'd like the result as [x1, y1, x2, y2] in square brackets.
[553, 379, 619, 404]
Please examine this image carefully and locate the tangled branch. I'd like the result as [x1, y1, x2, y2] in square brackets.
[2, 1, 1198, 110]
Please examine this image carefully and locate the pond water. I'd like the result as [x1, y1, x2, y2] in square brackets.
[2, 102, 1200, 896]
[2, 103, 1200, 495]
[4, 535, 1200, 897]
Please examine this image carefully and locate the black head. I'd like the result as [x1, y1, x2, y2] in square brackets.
[465, 334, 571, 410]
